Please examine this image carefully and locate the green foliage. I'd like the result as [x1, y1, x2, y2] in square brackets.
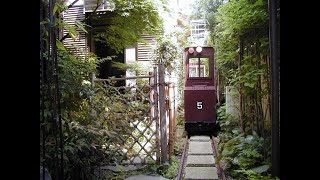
[176, 106, 185, 127]
[162, 156, 179, 179]
[143, 156, 179, 180]
[190, 0, 224, 21]
[217, 104, 238, 133]
[42, 49, 155, 179]
[234, 168, 274, 180]
[101, 162, 144, 180]
[94, 0, 163, 53]
[216, 0, 268, 37]
[218, 129, 271, 179]
[217, 104, 272, 179]
[58, 55, 106, 127]
[170, 30, 188, 105]
[214, 0, 269, 82]
[153, 39, 179, 75]
[42, 49, 113, 178]
[56, 18, 84, 41]
[213, 0, 271, 136]
[41, 0, 165, 179]
[189, 0, 274, 179]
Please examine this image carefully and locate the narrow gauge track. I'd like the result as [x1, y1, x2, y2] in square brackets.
[177, 135, 226, 180]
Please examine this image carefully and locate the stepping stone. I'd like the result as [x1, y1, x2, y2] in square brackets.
[100, 165, 141, 172]
[188, 141, 213, 155]
[185, 167, 218, 180]
[125, 174, 169, 180]
[186, 155, 215, 166]
[190, 136, 211, 141]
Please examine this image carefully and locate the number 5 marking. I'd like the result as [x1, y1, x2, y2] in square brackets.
[197, 101, 203, 110]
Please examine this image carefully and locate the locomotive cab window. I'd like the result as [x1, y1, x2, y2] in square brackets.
[188, 57, 210, 78]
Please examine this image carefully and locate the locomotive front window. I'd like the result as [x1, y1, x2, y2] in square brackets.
[188, 57, 210, 78]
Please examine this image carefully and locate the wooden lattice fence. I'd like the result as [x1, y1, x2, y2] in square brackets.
[92, 67, 161, 165]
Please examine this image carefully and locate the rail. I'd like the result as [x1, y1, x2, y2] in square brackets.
[177, 135, 226, 180]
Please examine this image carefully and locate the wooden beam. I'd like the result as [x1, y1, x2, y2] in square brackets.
[159, 63, 168, 163]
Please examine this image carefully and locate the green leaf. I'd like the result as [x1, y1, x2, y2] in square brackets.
[66, 25, 78, 40]
[56, 39, 67, 51]
[251, 164, 269, 174]
[75, 20, 88, 33]
[244, 82, 255, 88]
[245, 135, 254, 143]
[40, 21, 48, 26]
[53, 4, 59, 15]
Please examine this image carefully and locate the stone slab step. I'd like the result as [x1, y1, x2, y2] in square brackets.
[184, 167, 218, 180]
[188, 141, 213, 155]
[186, 155, 215, 166]
[190, 136, 211, 142]
[125, 175, 169, 180]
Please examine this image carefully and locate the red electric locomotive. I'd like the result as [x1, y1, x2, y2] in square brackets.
[184, 46, 217, 134]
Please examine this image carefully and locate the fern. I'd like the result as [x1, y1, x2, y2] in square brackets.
[235, 169, 269, 180]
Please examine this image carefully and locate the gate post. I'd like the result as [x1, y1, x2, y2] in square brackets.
[153, 66, 160, 163]
[158, 63, 168, 163]
[168, 83, 173, 160]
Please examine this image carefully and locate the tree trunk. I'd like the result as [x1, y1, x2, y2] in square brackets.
[238, 39, 244, 133]
[256, 41, 262, 136]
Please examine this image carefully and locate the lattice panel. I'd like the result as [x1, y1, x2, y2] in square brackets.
[100, 83, 159, 165]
